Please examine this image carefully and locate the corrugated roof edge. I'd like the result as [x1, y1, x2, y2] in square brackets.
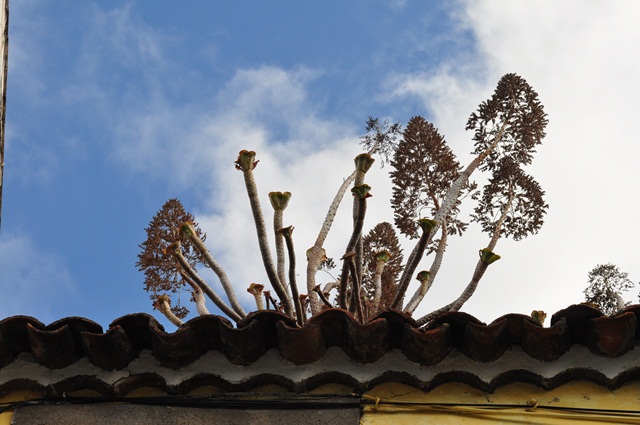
[1, 304, 638, 371]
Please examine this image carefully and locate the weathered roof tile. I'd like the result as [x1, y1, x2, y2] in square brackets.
[3, 304, 640, 396]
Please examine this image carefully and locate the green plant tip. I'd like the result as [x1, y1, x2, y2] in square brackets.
[416, 270, 431, 282]
[354, 153, 375, 174]
[418, 218, 438, 234]
[235, 150, 258, 171]
[269, 191, 292, 210]
[179, 222, 195, 238]
[351, 184, 372, 199]
[374, 250, 391, 263]
[479, 248, 501, 265]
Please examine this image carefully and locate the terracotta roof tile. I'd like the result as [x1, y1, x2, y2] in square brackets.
[2, 304, 640, 396]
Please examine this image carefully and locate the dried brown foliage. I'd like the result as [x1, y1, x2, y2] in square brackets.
[468, 73, 548, 172]
[390, 116, 474, 243]
[468, 75, 548, 243]
[361, 222, 404, 313]
[472, 158, 547, 241]
[136, 198, 205, 318]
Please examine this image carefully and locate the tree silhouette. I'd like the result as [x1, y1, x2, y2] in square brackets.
[584, 263, 635, 316]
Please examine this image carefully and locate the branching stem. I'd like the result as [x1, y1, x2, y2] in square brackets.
[404, 223, 448, 314]
[181, 222, 246, 317]
[281, 226, 304, 326]
[236, 151, 293, 316]
[154, 296, 184, 327]
[339, 190, 368, 308]
[168, 242, 242, 322]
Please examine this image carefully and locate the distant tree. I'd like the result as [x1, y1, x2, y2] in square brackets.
[138, 73, 549, 328]
[584, 263, 635, 316]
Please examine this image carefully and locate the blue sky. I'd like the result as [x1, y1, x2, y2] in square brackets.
[2, 1, 639, 328]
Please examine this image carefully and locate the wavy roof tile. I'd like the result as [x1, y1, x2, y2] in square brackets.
[2, 304, 640, 396]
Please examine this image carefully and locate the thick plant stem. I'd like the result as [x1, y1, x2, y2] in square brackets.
[417, 259, 490, 326]
[236, 151, 293, 316]
[346, 254, 364, 322]
[307, 170, 357, 313]
[154, 296, 184, 327]
[270, 191, 291, 297]
[339, 189, 369, 309]
[322, 280, 340, 295]
[416, 217, 505, 326]
[370, 250, 391, 314]
[404, 224, 448, 314]
[281, 226, 304, 326]
[168, 242, 242, 323]
[313, 285, 333, 308]
[193, 289, 210, 315]
[274, 209, 287, 293]
[390, 231, 428, 308]
[179, 270, 210, 315]
[440, 200, 511, 315]
[391, 219, 435, 309]
[448, 261, 488, 313]
[372, 260, 385, 312]
[352, 154, 374, 288]
[247, 283, 265, 310]
[181, 222, 246, 317]
[299, 295, 309, 325]
[486, 194, 514, 252]
[338, 258, 351, 310]
[306, 145, 382, 314]
[432, 120, 509, 234]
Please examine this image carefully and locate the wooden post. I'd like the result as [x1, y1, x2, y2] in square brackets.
[0, 0, 8, 228]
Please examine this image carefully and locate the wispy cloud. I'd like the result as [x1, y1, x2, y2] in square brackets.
[102, 1, 640, 320]
[16, 1, 636, 323]
[115, 65, 373, 310]
[386, 0, 640, 319]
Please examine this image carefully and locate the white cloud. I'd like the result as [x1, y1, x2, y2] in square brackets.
[73, 4, 168, 88]
[97, 1, 640, 322]
[0, 233, 76, 322]
[105, 58, 368, 313]
[388, 1, 640, 322]
[180, 67, 372, 310]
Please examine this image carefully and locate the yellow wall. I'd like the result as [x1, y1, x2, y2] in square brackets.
[0, 391, 42, 425]
[362, 381, 640, 424]
[4, 381, 640, 424]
